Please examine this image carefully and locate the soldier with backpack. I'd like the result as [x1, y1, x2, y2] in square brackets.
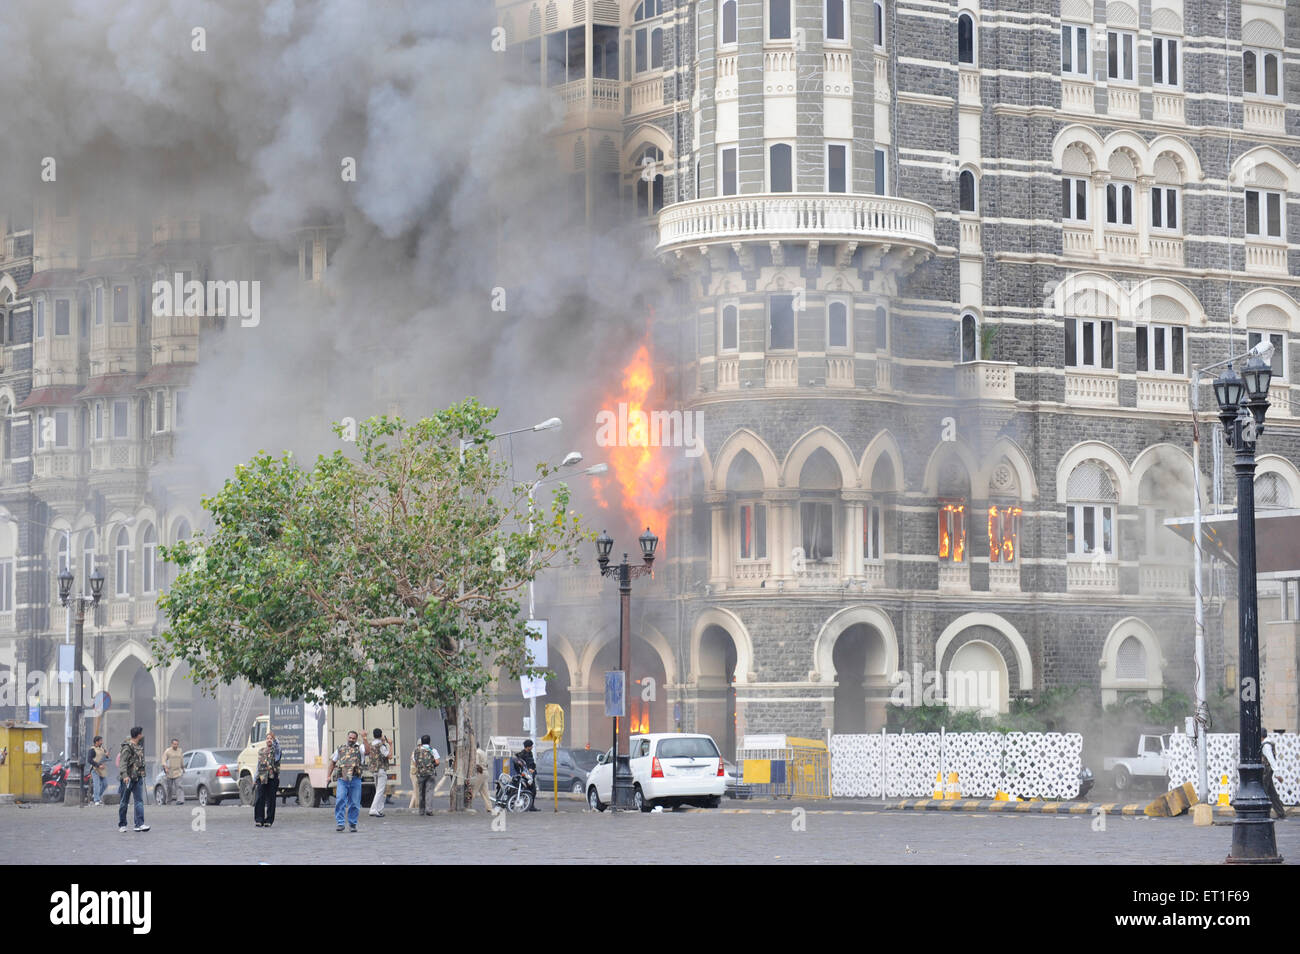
[327, 730, 368, 832]
[367, 727, 392, 818]
[411, 735, 440, 816]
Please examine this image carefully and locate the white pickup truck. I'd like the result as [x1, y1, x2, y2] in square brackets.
[1103, 733, 1169, 791]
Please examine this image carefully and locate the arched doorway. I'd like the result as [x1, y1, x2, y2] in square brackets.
[832, 623, 889, 733]
[494, 652, 573, 741]
[587, 636, 667, 743]
[697, 625, 737, 759]
[945, 640, 1008, 715]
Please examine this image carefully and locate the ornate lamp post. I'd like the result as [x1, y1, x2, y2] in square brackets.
[58, 564, 103, 808]
[1214, 356, 1282, 863]
[595, 527, 657, 810]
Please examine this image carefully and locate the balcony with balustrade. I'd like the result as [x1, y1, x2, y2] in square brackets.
[1136, 376, 1189, 412]
[1065, 371, 1119, 407]
[1067, 557, 1118, 592]
[956, 361, 1017, 404]
[1246, 240, 1288, 276]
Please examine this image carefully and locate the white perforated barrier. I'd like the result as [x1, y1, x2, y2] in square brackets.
[1166, 732, 1300, 805]
[831, 730, 1083, 800]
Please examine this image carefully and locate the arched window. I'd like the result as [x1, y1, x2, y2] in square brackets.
[769, 143, 793, 192]
[633, 145, 665, 216]
[825, 0, 845, 42]
[115, 526, 131, 597]
[81, 530, 95, 597]
[1066, 462, 1116, 556]
[719, 302, 739, 353]
[875, 305, 889, 352]
[1116, 636, 1146, 679]
[721, 0, 737, 46]
[828, 301, 849, 350]
[959, 169, 977, 212]
[957, 12, 975, 64]
[960, 312, 978, 362]
[56, 533, 70, 574]
[1256, 472, 1293, 509]
[873, 0, 884, 48]
[768, 0, 791, 40]
[1105, 151, 1137, 227]
[634, 0, 663, 73]
[141, 524, 157, 594]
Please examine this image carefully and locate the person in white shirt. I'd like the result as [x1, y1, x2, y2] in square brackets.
[367, 727, 393, 817]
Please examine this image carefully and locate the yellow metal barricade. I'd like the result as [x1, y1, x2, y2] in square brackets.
[737, 735, 829, 799]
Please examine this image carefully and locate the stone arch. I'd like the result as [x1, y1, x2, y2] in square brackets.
[859, 430, 904, 492]
[811, 605, 899, 683]
[622, 124, 674, 167]
[1131, 443, 1202, 504]
[978, 437, 1038, 501]
[709, 429, 780, 492]
[1099, 617, 1164, 704]
[921, 440, 980, 497]
[1054, 271, 1123, 318]
[689, 606, 754, 686]
[1056, 440, 1132, 505]
[935, 612, 1033, 692]
[1233, 287, 1300, 330]
[1255, 455, 1300, 507]
[1231, 146, 1300, 192]
[1130, 276, 1205, 327]
[1147, 135, 1203, 183]
[945, 639, 1010, 714]
[782, 426, 859, 490]
[1242, 18, 1284, 50]
[1053, 125, 1104, 173]
[579, 621, 678, 689]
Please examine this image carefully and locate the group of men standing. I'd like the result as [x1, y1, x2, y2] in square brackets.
[325, 728, 442, 830]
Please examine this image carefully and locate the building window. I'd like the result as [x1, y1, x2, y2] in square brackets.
[34, 413, 44, 450]
[875, 306, 889, 352]
[825, 0, 845, 42]
[1061, 23, 1089, 75]
[0, 559, 12, 613]
[874, 148, 887, 196]
[54, 410, 69, 448]
[634, 145, 664, 216]
[112, 285, 129, 323]
[960, 312, 978, 362]
[93, 402, 103, 440]
[874, 1, 884, 48]
[112, 400, 129, 438]
[959, 169, 977, 213]
[57, 534, 70, 574]
[988, 504, 1021, 562]
[35, 299, 44, 339]
[1256, 472, 1293, 509]
[175, 390, 188, 429]
[957, 12, 975, 65]
[1065, 317, 1115, 370]
[634, 0, 663, 73]
[115, 527, 131, 597]
[1245, 189, 1284, 239]
[827, 301, 849, 350]
[769, 143, 793, 192]
[1106, 181, 1134, 226]
[592, 24, 618, 77]
[938, 499, 967, 563]
[82, 531, 95, 598]
[864, 503, 884, 560]
[54, 300, 70, 336]
[95, 286, 104, 325]
[720, 0, 737, 46]
[1247, 331, 1286, 384]
[739, 502, 767, 560]
[1150, 186, 1179, 231]
[769, 295, 795, 351]
[1244, 47, 1281, 98]
[1107, 30, 1135, 82]
[1136, 324, 1185, 375]
[720, 303, 739, 352]
[141, 524, 157, 594]
[1066, 462, 1116, 556]
[720, 146, 738, 196]
[769, 0, 791, 40]
[154, 392, 166, 432]
[1061, 176, 1088, 221]
[1153, 35, 1179, 87]
[800, 501, 834, 561]
[826, 143, 848, 193]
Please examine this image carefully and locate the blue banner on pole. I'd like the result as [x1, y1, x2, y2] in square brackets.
[604, 671, 626, 718]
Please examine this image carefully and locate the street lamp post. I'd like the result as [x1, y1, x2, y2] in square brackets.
[1213, 356, 1282, 863]
[595, 527, 657, 811]
[58, 564, 104, 808]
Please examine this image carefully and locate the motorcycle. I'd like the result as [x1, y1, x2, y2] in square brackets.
[493, 759, 536, 813]
[42, 754, 92, 804]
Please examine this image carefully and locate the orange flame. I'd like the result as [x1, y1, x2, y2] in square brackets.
[592, 340, 671, 546]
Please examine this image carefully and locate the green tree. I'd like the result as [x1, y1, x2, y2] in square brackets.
[153, 401, 587, 809]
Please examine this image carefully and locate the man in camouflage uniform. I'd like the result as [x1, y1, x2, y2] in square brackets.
[116, 726, 149, 833]
[327, 730, 367, 832]
[366, 727, 392, 818]
[411, 734, 439, 815]
[254, 731, 281, 828]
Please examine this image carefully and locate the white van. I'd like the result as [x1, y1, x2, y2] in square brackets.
[585, 733, 726, 812]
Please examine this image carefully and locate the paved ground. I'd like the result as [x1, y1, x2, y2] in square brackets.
[5, 797, 1298, 864]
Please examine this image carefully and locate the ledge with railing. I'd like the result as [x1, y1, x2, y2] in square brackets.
[1065, 371, 1118, 407]
[956, 361, 1017, 403]
[1067, 558, 1118, 591]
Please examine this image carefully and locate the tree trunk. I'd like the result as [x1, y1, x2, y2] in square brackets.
[448, 703, 472, 811]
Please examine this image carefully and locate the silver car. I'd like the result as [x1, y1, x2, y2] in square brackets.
[152, 748, 243, 806]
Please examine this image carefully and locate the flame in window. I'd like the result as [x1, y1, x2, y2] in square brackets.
[939, 501, 966, 562]
[988, 505, 1021, 563]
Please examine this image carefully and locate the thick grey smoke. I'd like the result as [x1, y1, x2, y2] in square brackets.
[0, 0, 666, 505]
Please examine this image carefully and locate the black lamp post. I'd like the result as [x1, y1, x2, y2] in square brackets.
[59, 565, 103, 808]
[1214, 356, 1282, 863]
[595, 527, 657, 810]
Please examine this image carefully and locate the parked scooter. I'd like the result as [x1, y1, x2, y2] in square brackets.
[493, 755, 536, 813]
[41, 753, 91, 803]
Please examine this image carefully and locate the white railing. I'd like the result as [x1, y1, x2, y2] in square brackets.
[824, 50, 851, 75]
[764, 49, 797, 73]
[989, 563, 1019, 592]
[556, 572, 604, 602]
[874, 359, 892, 392]
[629, 76, 664, 113]
[1065, 371, 1118, 406]
[0, 611, 12, 632]
[827, 356, 854, 388]
[1244, 101, 1286, 134]
[800, 560, 841, 583]
[958, 68, 980, 104]
[956, 360, 1016, 402]
[1104, 231, 1139, 259]
[733, 560, 770, 583]
[1149, 235, 1183, 265]
[592, 78, 621, 110]
[1061, 80, 1093, 113]
[657, 194, 937, 252]
[938, 562, 969, 591]
[109, 599, 133, 626]
[716, 354, 739, 390]
[874, 52, 888, 101]
[862, 562, 885, 588]
[1246, 242, 1287, 275]
[1153, 91, 1184, 124]
[1062, 226, 1094, 257]
[960, 219, 981, 252]
[1136, 377, 1189, 410]
[557, 80, 585, 109]
[765, 355, 797, 388]
[1108, 86, 1139, 117]
[1267, 383, 1292, 417]
[137, 597, 158, 624]
[33, 451, 86, 479]
[716, 53, 738, 100]
[1140, 563, 1190, 595]
[1067, 559, 1118, 591]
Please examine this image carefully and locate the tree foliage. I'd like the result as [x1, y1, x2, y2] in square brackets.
[153, 401, 588, 710]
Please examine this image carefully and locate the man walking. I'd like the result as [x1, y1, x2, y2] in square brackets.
[162, 738, 185, 804]
[410, 735, 440, 815]
[87, 735, 108, 806]
[254, 731, 281, 828]
[367, 727, 392, 818]
[327, 730, 367, 832]
[468, 746, 493, 813]
[117, 727, 149, 833]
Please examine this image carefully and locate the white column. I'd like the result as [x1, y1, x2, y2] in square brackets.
[706, 492, 730, 585]
[1091, 172, 1109, 256]
[1137, 175, 1153, 260]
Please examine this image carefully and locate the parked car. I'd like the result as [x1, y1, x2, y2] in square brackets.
[1077, 766, 1095, 800]
[533, 746, 594, 795]
[722, 760, 752, 799]
[586, 733, 726, 812]
[1103, 733, 1170, 791]
[152, 748, 243, 806]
